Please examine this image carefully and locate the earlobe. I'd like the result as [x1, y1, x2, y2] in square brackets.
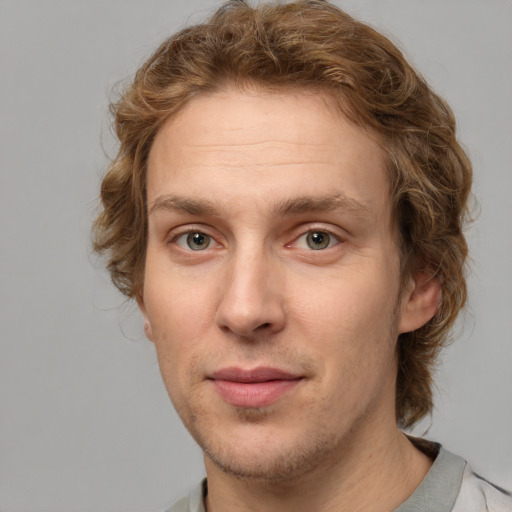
[143, 319, 154, 342]
[137, 294, 155, 342]
[398, 272, 442, 334]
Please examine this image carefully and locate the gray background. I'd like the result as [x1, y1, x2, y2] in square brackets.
[1, 1, 511, 511]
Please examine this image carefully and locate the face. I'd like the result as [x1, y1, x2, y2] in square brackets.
[142, 88, 424, 481]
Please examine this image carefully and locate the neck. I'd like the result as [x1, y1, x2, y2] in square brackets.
[204, 420, 432, 512]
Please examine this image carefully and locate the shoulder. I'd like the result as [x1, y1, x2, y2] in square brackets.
[161, 495, 191, 512]
[452, 463, 512, 512]
[160, 479, 206, 512]
[396, 438, 512, 512]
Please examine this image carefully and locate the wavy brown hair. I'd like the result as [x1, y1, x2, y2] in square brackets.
[93, 0, 472, 428]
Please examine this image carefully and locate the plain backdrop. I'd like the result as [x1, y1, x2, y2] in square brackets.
[1, 1, 511, 511]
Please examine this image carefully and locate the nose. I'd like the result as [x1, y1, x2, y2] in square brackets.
[215, 249, 286, 338]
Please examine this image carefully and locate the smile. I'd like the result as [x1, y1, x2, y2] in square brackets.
[209, 367, 304, 408]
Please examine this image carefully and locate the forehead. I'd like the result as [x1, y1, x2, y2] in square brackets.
[147, 87, 389, 217]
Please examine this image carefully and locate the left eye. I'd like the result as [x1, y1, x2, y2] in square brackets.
[296, 231, 339, 250]
[175, 231, 214, 251]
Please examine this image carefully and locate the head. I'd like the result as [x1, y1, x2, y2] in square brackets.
[93, 0, 471, 434]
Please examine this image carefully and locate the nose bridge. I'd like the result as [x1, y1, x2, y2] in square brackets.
[215, 240, 285, 337]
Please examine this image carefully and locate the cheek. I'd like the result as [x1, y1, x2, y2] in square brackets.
[142, 264, 219, 385]
[143, 258, 214, 337]
[144, 291, 208, 414]
[290, 266, 399, 387]
[291, 268, 397, 335]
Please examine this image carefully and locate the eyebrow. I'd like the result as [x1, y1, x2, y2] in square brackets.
[148, 193, 373, 218]
[148, 194, 218, 216]
[271, 194, 373, 217]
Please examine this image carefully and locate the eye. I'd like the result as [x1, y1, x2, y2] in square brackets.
[296, 230, 339, 250]
[175, 231, 214, 251]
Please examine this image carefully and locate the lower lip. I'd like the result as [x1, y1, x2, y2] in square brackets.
[211, 379, 302, 408]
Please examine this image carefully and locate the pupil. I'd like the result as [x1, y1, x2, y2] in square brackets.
[307, 231, 329, 250]
[187, 232, 209, 250]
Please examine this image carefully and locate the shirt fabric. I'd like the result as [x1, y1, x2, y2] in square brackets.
[162, 445, 512, 512]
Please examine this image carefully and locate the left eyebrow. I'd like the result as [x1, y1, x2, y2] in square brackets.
[271, 194, 374, 218]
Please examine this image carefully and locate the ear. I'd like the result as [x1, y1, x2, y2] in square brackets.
[398, 271, 442, 334]
[136, 293, 155, 342]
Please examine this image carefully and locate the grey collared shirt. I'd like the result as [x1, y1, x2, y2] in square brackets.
[162, 446, 512, 512]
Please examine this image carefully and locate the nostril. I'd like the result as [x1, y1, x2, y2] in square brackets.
[258, 322, 271, 329]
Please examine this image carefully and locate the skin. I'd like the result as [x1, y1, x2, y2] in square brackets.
[141, 87, 440, 512]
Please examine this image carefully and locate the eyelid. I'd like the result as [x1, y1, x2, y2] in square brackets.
[286, 224, 346, 249]
[294, 231, 341, 250]
[174, 232, 213, 251]
[165, 223, 345, 251]
[167, 225, 223, 250]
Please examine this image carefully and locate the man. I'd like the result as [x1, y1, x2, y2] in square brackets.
[93, 1, 511, 511]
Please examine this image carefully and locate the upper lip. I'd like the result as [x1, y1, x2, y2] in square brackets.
[209, 367, 302, 383]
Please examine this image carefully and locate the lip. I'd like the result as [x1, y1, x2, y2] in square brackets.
[209, 366, 303, 408]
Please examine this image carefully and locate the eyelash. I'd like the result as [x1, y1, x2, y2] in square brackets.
[292, 230, 341, 251]
[173, 231, 217, 251]
[169, 226, 343, 253]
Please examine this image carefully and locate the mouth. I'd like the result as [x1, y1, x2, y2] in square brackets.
[208, 367, 304, 408]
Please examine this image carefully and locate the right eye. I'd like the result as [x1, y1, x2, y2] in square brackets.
[174, 231, 214, 251]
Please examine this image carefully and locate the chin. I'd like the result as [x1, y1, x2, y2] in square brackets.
[194, 417, 340, 483]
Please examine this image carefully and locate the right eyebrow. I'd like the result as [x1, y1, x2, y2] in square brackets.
[148, 194, 219, 216]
